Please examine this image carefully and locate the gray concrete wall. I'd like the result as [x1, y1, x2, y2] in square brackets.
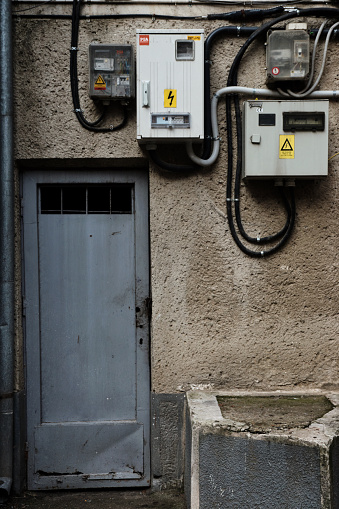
[199, 434, 322, 509]
[151, 394, 186, 489]
[13, 0, 339, 415]
[186, 390, 339, 508]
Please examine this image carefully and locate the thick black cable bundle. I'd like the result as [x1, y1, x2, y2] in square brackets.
[207, 5, 285, 21]
[147, 149, 199, 174]
[70, 0, 127, 132]
[226, 188, 296, 257]
[225, 7, 339, 256]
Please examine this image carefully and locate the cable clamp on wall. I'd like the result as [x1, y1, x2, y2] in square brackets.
[257, 235, 261, 242]
[284, 7, 299, 13]
[70, 47, 79, 52]
[74, 108, 83, 113]
[213, 136, 221, 141]
[205, 59, 212, 66]
[226, 198, 239, 202]
[237, 26, 241, 37]
[110, 125, 114, 131]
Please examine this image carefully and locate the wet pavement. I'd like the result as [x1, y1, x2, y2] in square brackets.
[2, 489, 187, 509]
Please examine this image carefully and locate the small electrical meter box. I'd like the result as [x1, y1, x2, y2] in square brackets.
[136, 29, 204, 143]
[266, 26, 310, 84]
[242, 100, 328, 179]
[89, 44, 135, 101]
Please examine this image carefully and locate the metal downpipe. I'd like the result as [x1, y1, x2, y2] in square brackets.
[0, 0, 14, 503]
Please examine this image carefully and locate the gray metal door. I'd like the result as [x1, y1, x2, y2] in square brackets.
[22, 169, 150, 490]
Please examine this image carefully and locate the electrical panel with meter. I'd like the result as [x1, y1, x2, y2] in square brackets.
[89, 44, 135, 101]
[136, 29, 204, 143]
[242, 100, 328, 180]
[266, 25, 310, 85]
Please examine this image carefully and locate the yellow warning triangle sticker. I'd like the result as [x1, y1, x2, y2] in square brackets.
[279, 135, 294, 159]
[95, 75, 106, 85]
[281, 138, 293, 151]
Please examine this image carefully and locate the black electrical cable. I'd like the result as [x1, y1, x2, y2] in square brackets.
[14, 6, 299, 168]
[224, 7, 339, 255]
[226, 95, 295, 255]
[70, 0, 128, 132]
[148, 24, 259, 170]
[12, 0, 54, 14]
[228, 8, 339, 86]
[232, 90, 292, 244]
[14, 6, 285, 21]
[147, 148, 199, 173]
[203, 26, 257, 160]
[207, 5, 285, 21]
[13, 13, 201, 20]
[203, 17, 310, 160]
[226, 187, 296, 257]
[148, 21, 267, 172]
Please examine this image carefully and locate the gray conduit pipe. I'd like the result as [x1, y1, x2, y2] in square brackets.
[186, 86, 338, 166]
[0, 0, 14, 503]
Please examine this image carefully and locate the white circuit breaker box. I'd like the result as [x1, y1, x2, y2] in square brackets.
[136, 29, 204, 143]
[243, 100, 329, 179]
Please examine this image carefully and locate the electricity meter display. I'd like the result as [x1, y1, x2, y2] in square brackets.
[176, 41, 195, 60]
[94, 58, 114, 71]
[266, 30, 310, 84]
[89, 44, 135, 101]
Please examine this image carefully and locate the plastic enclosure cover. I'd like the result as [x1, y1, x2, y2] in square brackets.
[136, 29, 204, 142]
[242, 100, 328, 179]
[266, 30, 310, 83]
[89, 44, 135, 100]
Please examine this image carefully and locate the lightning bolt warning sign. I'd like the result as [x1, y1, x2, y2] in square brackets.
[164, 89, 177, 108]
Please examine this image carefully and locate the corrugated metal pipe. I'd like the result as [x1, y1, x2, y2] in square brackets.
[0, 0, 14, 503]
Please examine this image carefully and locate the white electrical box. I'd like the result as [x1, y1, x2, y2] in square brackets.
[243, 100, 328, 179]
[136, 29, 204, 143]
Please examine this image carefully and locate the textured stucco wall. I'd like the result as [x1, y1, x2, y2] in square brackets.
[13, 5, 339, 395]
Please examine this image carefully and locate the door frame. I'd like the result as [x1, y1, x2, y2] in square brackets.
[21, 168, 151, 490]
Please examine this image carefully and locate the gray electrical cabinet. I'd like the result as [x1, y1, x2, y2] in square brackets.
[242, 100, 329, 180]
